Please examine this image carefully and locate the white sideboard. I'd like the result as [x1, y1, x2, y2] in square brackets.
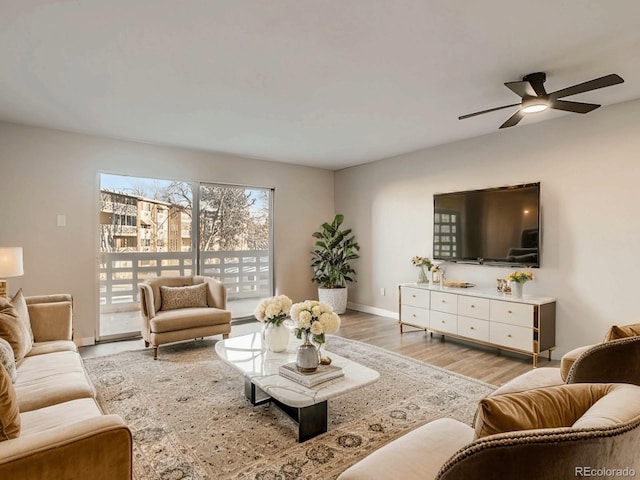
[398, 283, 556, 367]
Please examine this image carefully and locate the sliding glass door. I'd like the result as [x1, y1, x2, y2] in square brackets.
[98, 174, 273, 340]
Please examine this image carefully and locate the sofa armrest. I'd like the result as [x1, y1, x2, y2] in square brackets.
[0, 414, 132, 480]
[26, 295, 73, 342]
[337, 418, 474, 480]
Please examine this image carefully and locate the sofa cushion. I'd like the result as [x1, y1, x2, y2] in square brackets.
[25, 340, 78, 357]
[27, 300, 73, 342]
[0, 338, 17, 383]
[604, 323, 640, 342]
[474, 383, 613, 439]
[19, 398, 102, 437]
[11, 289, 34, 343]
[0, 297, 32, 361]
[0, 363, 20, 441]
[160, 283, 208, 311]
[14, 351, 96, 412]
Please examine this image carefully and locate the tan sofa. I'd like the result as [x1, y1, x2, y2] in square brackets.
[139, 276, 232, 359]
[0, 294, 132, 480]
[338, 383, 640, 480]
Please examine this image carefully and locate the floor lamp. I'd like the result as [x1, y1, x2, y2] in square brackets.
[0, 247, 24, 298]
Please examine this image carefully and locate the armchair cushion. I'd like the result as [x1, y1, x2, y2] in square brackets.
[0, 297, 31, 361]
[160, 283, 208, 311]
[604, 323, 640, 342]
[474, 383, 613, 439]
[0, 362, 20, 441]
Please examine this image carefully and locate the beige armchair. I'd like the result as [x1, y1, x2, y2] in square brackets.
[138, 276, 232, 359]
[490, 325, 640, 397]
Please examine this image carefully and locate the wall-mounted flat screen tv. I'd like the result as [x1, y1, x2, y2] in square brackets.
[433, 183, 540, 267]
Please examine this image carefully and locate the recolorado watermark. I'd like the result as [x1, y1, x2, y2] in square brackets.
[575, 466, 636, 477]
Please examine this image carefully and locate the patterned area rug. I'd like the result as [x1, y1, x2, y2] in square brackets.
[83, 336, 495, 480]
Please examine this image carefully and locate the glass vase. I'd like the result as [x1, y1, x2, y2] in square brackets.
[262, 322, 289, 353]
[418, 266, 428, 283]
[296, 330, 319, 372]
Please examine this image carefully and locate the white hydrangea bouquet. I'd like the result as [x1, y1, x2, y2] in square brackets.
[253, 295, 293, 326]
[289, 300, 341, 344]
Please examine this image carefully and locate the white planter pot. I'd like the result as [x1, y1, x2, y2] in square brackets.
[318, 287, 348, 314]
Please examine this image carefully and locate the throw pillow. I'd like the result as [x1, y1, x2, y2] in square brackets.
[473, 383, 612, 439]
[0, 338, 17, 383]
[603, 323, 640, 342]
[10, 289, 34, 343]
[0, 297, 32, 361]
[160, 283, 208, 311]
[0, 363, 20, 441]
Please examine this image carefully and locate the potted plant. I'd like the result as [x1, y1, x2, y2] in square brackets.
[310, 214, 360, 314]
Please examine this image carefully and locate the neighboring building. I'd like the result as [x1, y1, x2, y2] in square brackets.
[100, 190, 191, 253]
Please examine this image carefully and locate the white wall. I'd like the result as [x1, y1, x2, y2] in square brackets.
[335, 99, 640, 357]
[0, 123, 334, 344]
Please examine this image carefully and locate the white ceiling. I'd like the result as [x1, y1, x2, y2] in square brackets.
[1, 1, 639, 170]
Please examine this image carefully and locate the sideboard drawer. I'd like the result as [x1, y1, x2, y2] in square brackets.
[457, 316, 490, 342]
[400, 305, 430, 329]
[489, 322, 533, 352]
[490, 300, 534, 328]
[430, 291, 458, 314]
[401, 286, 430, 308]
[430, 310, 457, 335]
[458, 296, 490, 320]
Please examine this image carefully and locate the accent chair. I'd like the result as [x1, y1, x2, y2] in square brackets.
[138, 276, 231, 359]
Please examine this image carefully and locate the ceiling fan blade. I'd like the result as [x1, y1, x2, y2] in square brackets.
[549, 74, 624, 100]
[499, 110, 525, 129]
[504, 81, 537, 98]
[549, 99, 600, 114]
[458, 103, 520, 120]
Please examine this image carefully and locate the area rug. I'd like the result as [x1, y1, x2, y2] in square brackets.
[83, 336, 495, 480]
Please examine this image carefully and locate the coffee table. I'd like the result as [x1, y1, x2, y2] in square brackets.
[215, 332, 379, 442]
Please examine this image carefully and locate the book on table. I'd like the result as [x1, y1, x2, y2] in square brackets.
[279, 362, 344, 387]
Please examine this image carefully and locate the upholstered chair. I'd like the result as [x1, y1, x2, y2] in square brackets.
[490, 324, 640, 397]
[138, 276, 231, 359]
[338, 383, 640, 480]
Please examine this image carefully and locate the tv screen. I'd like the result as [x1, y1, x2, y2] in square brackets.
[433, 183, 540, 267]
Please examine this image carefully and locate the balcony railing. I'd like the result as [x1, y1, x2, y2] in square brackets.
[99, 250, 271, 312]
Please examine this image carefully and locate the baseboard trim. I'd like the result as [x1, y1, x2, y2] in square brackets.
[347, 302, 398, 320]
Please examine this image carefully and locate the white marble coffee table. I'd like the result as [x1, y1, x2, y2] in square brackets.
[215, 332, 379, 442]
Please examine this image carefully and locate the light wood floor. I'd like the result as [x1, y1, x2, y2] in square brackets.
[80, 310, 558, 387]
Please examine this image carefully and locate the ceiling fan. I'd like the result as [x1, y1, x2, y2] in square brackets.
[459, 72, 624, 129]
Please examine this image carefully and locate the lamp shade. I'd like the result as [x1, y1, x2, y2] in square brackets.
[0, 247, 24, 278]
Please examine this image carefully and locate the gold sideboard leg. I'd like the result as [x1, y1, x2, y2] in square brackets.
[533, 353, 538, 368]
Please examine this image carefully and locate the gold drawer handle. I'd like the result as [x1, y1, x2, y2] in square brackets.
[441, 320, 445, 324]
[470, 326, 475, 330]
[412, 314, 416, 317]
[412, 294, 416, 298]
[441, 300, 446, 303]
[507, 334, 512, 338]
[507, 310, 513, 314]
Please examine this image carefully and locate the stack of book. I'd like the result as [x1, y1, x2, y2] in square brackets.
[279, 362, 344, 387]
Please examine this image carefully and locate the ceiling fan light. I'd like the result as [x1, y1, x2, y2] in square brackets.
[521, 97, 549, 114]
[522, 104, 548, 113]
